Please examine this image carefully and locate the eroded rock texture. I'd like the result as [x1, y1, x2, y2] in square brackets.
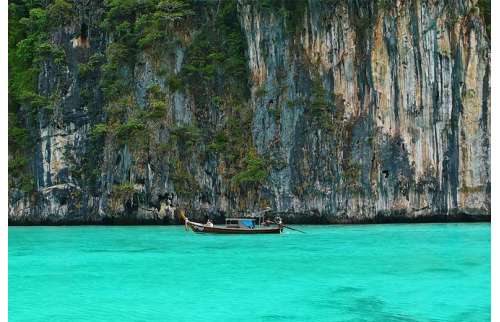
[9, 0, 490, 224]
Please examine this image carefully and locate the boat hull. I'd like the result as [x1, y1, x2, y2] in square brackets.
[187, 221, 282, 234]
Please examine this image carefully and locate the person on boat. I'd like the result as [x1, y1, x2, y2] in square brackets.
[205, 219, 214, 227]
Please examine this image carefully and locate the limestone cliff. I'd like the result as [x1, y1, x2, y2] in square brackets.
[8, 0, 490, 224]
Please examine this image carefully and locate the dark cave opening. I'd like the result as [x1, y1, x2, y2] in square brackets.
[80, 23, 88, 41]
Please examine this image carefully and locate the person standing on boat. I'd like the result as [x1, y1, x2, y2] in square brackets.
[205, 219, 214, 227]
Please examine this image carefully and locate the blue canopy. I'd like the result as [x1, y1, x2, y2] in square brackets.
[240, 220, 255, 228]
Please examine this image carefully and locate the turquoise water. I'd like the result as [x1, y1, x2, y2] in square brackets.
[9, 223, 490, 322]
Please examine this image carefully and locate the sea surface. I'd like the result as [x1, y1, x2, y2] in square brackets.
[9, 223, 490, 322]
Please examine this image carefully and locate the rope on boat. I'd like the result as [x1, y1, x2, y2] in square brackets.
[272, 221, 306, 234]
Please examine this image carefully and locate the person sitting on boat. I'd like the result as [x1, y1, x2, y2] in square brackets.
[205, 219, 214, 227]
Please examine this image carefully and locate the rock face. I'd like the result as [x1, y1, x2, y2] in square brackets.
[8, 0, 490, 224]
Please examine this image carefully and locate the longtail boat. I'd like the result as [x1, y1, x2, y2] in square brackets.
[184, 209, 283, 234]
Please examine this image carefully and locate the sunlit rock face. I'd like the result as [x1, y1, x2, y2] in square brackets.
[238, 0, 490, 223]
[8, 0, 490, 224]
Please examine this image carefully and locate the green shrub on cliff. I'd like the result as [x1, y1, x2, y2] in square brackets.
[181, 0, 249, 100]
[116, 118, 146, 139]
[207, 131, 229, 153]
[91, 123, 109, 139]
[10, 6, 49, 107]
[8, 156, 29, 174]
[477, 0, 490, 37]
[111, 183, 136, 202]
[100, 0, 193, 131]
[167, 75, 183, 92]
[10, 2, 71, 102]
[37, 42, 66, 66]
[258, 0, 307, 34]
[103, 0, 192, 52]
[170, 159, 200, 197]
[145, 84, 168, 119]
[136, 0, 193, 49]
[18, 7, 48, 32]
[231, 151, 269, 187]
[8, 126, 30, 151]
[148, 100, 167, 119]
[100, 43, 134, 98]
[170, 125, 201, 147]
[79, 53, 105, 79]
[47, 0, 74, 27]
[8, 3, 50, 192]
